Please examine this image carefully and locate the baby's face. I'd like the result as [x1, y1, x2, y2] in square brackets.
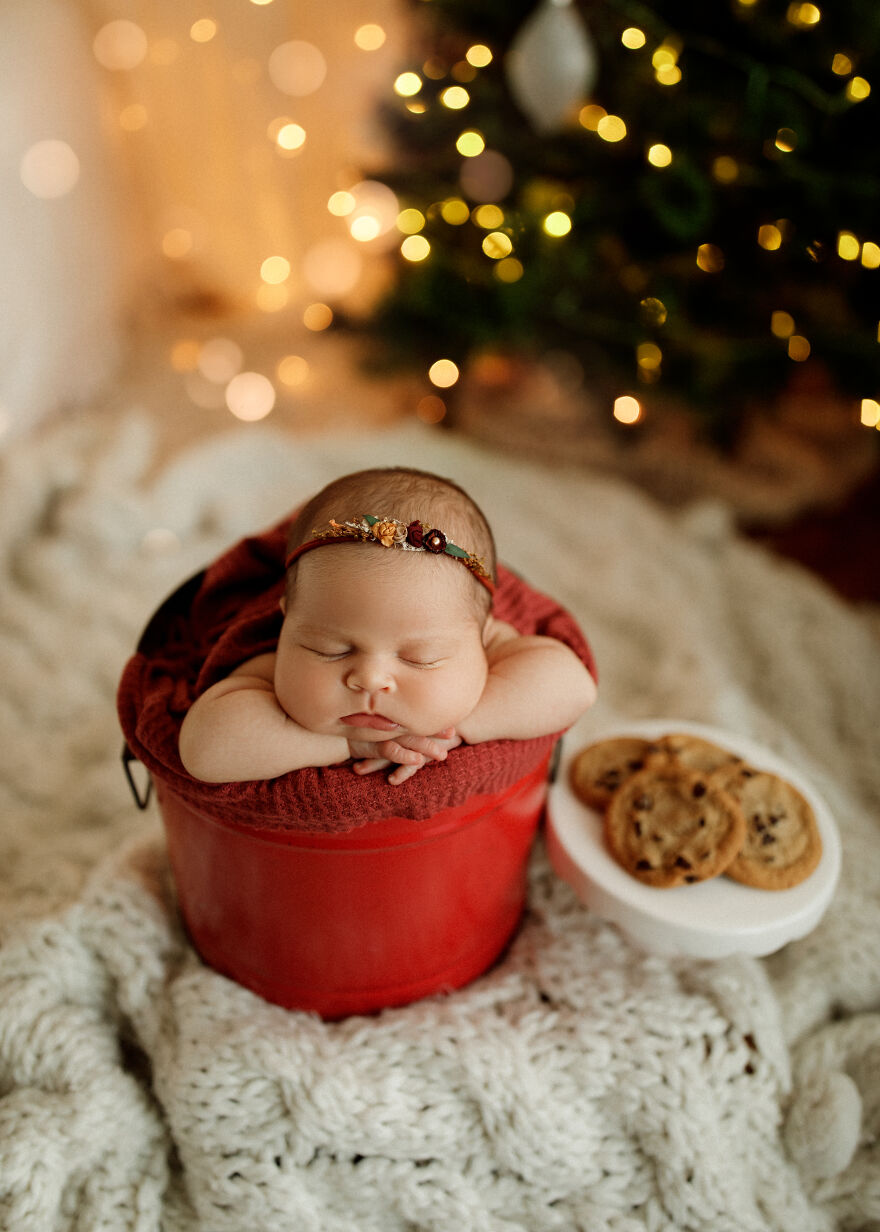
[275, 548, 490, 742]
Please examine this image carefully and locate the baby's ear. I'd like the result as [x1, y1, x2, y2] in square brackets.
[279, 594, 287, 615]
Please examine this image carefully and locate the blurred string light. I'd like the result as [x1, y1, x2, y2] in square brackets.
[93, 20, 148, 71]
[269, 41, 326, 95]
[613, 396, 641, 424]
[20, 140, 80, 198]
[226, 372, 275, 420]
[190, 19, 218, 44]
[354, 24, 386, 51]
[428, 359, 459, 388]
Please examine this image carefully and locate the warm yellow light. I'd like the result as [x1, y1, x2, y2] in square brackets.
[652, 45, 678, 69]
[775, 128, 797, 153]
[838, 231, 860, 261]
[401, 235, 431, 262]
[328, 191, 356, 217]
[861, 398, 880, 427]
[613, 395, 641, 424]
[170, 340, 201, 372]
[456, 130, 486, 157]
[640, 297, 667, 326]
[473, 204, 504, 229]
[787, 3, 821, 26]
[441, 198, 470, 225]
[162, 228, 193, 260]
[199, 338, 244, 383]
[696, 243, 724, 272]
[621, 27, 646, 49]
[655, 64, 682, 85]
[451, 60, 477, 84]
[277, 355, 310, 386]
[261, 255, 290, 284]
[190, 19, 218, 43]
[250, 0, 274, 6]
[597, 115, 627, 142]
[647, 144, 672, 168]
[788, 335, 811, 361]
[495, 257, 523, 283]
[276, 123, 306, 151]
[256, 284, 289, 313]
[637, 343, 662, 370]
[269, 41, 326, 95]
[737, 0, 759, 7]
[832, 53, 853, 75]
[771, 311, 796, 338]
[758, 224, 783, 251]
[119, 104, 148, 132]
[482, 231, 513, 259]
[712, 155, 739, 183]
[93, 20, 149, 71]
[397, 208, 426, 234]
[416, 395, 447, 424]
[861, 242, 880, 269]
[394, 72, 422, 98]
[578, 104, 607, 131]
[543, 211, 572, 237]
[303, 303, 333, 331]
[350, 215, 381, 242]
[441, 86, 470, 109]
[20, 140, 80, 199]
[847, 77, 871, 101]
[429, 359, 460, 388]
[354, 24, 386, 51]
[226, 372, 275, 421]
[466, 44, 493, 68]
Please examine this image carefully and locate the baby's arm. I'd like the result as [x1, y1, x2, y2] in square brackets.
[456, 619, 596, 746]
[179, 655, 459, 784]
[179, 654, 351, 783]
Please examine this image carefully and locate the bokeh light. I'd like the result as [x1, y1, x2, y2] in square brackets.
[226, 372, 276, 420]
[93, 21, 149, 71]
[269, 41, 327, 96]
[428, 359, 460, 388]
[20, 140, 80, 199]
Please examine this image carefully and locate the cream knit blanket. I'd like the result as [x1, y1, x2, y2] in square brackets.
[2, 413, 879, 1231]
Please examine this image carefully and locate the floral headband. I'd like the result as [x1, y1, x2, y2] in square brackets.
[285, 513, 495, 594]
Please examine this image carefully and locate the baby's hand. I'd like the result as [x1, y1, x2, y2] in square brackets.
[349, 729, 461, 786]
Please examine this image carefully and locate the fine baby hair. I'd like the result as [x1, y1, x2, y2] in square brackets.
[283, 467, 497, 612]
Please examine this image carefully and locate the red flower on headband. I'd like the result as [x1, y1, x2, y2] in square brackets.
[423, 528, 447, 553]
[406, 521, 424, 548]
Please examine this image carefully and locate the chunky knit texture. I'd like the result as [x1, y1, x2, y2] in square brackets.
[2, 414, 880, 1231]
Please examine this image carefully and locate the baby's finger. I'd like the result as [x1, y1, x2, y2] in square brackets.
[387, 763, 421, 786]
[352, 757, 391, 775]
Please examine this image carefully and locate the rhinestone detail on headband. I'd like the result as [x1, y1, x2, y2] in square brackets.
[285, 513, 494, 593]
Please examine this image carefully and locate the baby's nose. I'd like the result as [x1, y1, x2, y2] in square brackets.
[345, 656, 394, 693]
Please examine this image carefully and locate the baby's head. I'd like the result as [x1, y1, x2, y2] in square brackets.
[276, 468, 497, 741]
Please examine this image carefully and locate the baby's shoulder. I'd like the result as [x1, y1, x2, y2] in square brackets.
[227, 652, 277, 683]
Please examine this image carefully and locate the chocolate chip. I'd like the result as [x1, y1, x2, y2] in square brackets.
[761, 832, 776, 845]
[692, 781, 707, 798]
[675, 856, 692, 869]
[634, 795, 653, 810]
[685, 875, 698, 883]
[633, 821, 642, 837]
[628, 759, 645, 771]
[636, 859, 651, 870]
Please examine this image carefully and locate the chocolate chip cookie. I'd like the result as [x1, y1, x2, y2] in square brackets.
[569, 736, 654, 810]
[723, 770, 822, 889]
[604, 762, 747, 888]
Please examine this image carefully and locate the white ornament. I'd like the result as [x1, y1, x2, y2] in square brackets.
[506, 0, 598, 133]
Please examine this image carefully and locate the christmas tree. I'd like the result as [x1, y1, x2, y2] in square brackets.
[358, 0, 879, 444]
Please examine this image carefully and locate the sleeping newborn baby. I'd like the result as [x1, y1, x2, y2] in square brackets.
[179, 465, 596, 785]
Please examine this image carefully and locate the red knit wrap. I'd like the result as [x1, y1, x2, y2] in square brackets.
[117, 514, 597, 834]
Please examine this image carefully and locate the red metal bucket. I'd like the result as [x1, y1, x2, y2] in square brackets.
[154, 755, 549, 1019]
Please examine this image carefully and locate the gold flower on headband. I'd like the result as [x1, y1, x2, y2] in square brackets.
[372, 519, 407, 548]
